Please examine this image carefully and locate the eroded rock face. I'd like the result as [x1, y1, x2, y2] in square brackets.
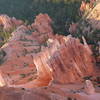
[0, 14, 95, 88]
[49, 37, 94, 84]
[0, 13, 99, 100]
[29, 36, 95, 88]
[5, 37, 95, 89]
[0, 14, 23, 32]
[0, 83, 100, 100]
[31, 13, 53, 44]
[0, 14, 54, 86]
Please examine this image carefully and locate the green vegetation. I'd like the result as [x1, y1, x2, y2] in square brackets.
[0, 50, 6, 65]
[0, 0, 99, 55]
[0, 30, 11, 47]
[0, 0, 81, 34]
[20, 74, 26, 78]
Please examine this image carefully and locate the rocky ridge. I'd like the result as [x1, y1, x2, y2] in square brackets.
[0, 12, 99, 100]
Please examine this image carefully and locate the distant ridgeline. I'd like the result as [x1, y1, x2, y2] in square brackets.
[0, 0, 81, 35]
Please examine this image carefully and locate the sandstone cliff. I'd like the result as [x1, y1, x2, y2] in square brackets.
[0, 13, 99, 100]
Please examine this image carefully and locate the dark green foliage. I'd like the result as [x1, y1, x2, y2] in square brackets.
[0, 0, 81, 35]
[0, 50, 6, 65]
[71, 19, 100, 57]
[20, 74, 26, 78]
[28, 77, 33, 81]
[0, 29, 11, 47]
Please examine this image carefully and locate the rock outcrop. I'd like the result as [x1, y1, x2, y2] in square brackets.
[0, 13, 95, 88]
[0, 14, 53, 86]
[84, 80, 95, 94]
[0, 14, 23, 32]
[0, 83, 100, 100]
[0, 13, 99, 100]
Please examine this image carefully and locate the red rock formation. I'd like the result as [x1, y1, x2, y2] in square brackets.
[49, 37, 94, 84]
[0, 83, 100, 100]
[31, 13, 53, 44]
[0, 14, 96, 88]
[0, 15, 23, 32]
[0, 13, 99, 100]
[0, 14, 54, 86]
[84, 80, 95, 94]
[6, 35, 95, 89]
